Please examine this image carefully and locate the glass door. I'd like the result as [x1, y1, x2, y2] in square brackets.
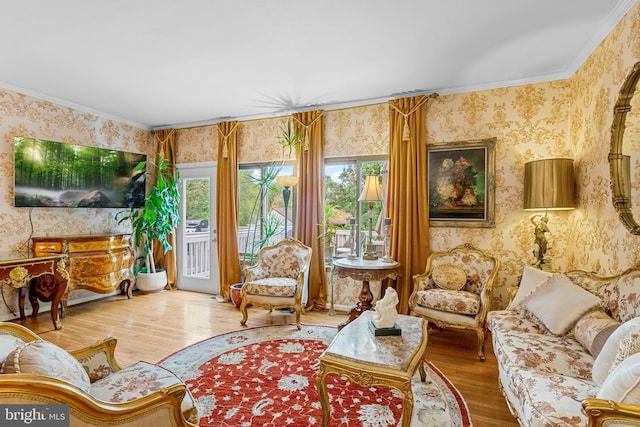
[176, 163, 219, 295]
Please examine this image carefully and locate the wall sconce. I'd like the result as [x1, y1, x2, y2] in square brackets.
[275, 175, 299, 239]
[524, 158, 575, 270]
[359, 175, 383, 260]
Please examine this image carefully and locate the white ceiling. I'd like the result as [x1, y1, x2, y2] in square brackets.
[0, 0, 636, 130]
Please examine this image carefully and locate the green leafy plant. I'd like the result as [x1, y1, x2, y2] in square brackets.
[240, 163, 282, 276]
[116, 152, 181, 274]
[275, 120, 305, 158]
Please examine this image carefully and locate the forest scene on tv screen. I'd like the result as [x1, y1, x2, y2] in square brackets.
[14, 137, 146, 208]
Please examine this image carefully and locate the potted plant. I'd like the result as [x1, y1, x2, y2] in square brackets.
[275, 120, 305, 159]
[116, 152, 181, 292]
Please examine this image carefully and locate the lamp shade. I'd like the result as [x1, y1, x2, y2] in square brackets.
[524, 158, 575, 210]
[359, 175, 383, 202]
[275, 175, 299, 188]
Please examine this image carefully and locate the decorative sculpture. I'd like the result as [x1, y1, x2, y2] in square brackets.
[372, 287, 399, 329]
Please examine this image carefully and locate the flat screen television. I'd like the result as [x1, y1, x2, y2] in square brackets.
[14, 137, 147, 208]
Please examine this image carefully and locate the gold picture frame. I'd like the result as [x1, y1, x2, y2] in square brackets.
[427, 138, 496, 228]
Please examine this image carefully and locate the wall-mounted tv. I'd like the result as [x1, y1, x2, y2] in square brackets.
[14, 137, 147, 208]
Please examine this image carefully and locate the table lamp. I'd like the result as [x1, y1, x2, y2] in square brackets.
[359, 175, 383, 260]
[275, 175, 299, 239]
[524, 158, 575, 269]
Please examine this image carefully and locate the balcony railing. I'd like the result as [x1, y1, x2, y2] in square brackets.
[183, 227, 379, 278]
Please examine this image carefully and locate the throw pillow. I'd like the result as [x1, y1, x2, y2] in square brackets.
[3, 340, 91, 392]
[592, 317, 640, 386]
[597, 352, 640, 405]
[431, 264, 467, 291]
[573, 309, 621, 356]
[508, 265, 554, 310]
[520, 273, 601, 336]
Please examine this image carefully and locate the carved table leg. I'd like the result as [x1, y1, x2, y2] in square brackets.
[401, 383, 414, 427]
[18, 287, 27, 320]
[339, 279, 373, 330]
[315, 364, 330, 427]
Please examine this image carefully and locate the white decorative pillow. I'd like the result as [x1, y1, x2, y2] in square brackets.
[520, 273, 600, 336]
[597, 352, 640, 405]
[573, 309, 620, 356]
[431, 264, 467, 291]
[3, 340, 91, 393]
[593, 317, 640, 386]
[508, 265, 554, 310]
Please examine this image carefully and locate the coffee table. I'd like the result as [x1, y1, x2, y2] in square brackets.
[316, 311, 428, 427]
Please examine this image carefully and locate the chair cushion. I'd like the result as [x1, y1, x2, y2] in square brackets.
[415, 288, 480, 315]
[257, 244, 306, 279]
[0, 334, 29, 366]
[597, 352, 640, 405]
[431, 264, 467, 290]
[508, 265, 553, 310]
[245, 277, 297, 297]
[520, 273, 600, 336]
[593, 317, 640, 386]
[91, 361, 197, 423]
[3, 340, 91, 393]
[573, 309, 620, 357]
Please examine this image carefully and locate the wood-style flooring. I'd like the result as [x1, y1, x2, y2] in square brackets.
[15, 290, 519, 427]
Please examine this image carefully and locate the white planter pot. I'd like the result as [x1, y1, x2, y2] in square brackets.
[135, 270, 167, 293]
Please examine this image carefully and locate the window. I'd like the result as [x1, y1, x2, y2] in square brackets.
[238, 163, 295, 262]
[324, 157, 387, 258]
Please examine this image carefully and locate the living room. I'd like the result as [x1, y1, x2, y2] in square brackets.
[1, 1, 640, 426]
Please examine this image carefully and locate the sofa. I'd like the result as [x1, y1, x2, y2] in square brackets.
[487, 265, 640, 427]
[0, 322, 198, 427]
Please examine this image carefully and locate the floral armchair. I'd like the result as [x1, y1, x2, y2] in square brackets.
[408, 244, 500, 360]
[240, 238, 312, 330]
[0, 322, 197, 427]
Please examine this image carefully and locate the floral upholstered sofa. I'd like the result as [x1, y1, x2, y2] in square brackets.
[487, 265, 640, 427]
[0, 322, 198, 427]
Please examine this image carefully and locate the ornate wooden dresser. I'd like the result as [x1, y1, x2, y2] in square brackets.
[32, 234, 135, 298]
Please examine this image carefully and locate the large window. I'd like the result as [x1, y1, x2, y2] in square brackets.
[238, 163, 295, 262]
[324, 157, 387, 258]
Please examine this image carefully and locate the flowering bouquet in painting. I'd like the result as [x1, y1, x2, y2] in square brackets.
[431, 156, 479, 208]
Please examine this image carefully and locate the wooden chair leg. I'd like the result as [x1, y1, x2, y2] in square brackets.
[476, 327, 486, 361]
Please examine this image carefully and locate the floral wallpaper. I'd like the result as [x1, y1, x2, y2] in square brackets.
[1, 2, 639, 321]
[177, 2, 640, 310]
[0, 90, 153, 320]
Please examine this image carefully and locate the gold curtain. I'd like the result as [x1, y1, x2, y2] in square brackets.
[293, 110, 326, 310]
[152, 129, 178, 289]
[216, 121, 241, 300]
[388, 96, 431, 314]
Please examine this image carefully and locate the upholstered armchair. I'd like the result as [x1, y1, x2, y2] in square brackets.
[240, 238, 312, 330]
[0, 322, 197, 427]
[408, 244, 500, 360]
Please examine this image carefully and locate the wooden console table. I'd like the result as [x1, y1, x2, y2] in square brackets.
[0, 254, 69, 329]
[32, 234, 135, 298]
[316, 311, 428, 427]
[333, 258, 401, 329]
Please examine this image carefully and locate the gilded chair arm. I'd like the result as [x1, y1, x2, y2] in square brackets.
[476, 281, 495, 323]
[69, 337, 123, 382]
[412, 272, 434, 292]
[0, 374, 197, 427]
[582, 397, 640, 427]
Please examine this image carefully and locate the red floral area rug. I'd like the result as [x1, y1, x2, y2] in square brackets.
[158, 325, 471, 427]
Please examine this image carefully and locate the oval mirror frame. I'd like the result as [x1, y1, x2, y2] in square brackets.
[609, 61, 640, 235]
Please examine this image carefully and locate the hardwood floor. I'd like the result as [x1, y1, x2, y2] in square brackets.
[15, 290, 518, 427]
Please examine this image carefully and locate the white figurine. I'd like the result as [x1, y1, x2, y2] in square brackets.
[373, 288, 399, 329]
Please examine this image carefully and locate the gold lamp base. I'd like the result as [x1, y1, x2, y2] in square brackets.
[362, 251, 378, 261]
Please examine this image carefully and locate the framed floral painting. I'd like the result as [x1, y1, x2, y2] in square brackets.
[427, 138, 496, 228]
